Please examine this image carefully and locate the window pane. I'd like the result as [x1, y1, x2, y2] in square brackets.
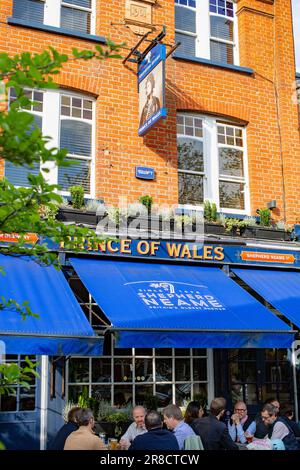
[61, 6, 91, 34]
[92, 385, 111, 402]
[13, 0, 44, 23]
[69, 358, 89, 383]
[155, 349, 172, 356]
[68, 384, 88, 403]
[114, 385, 132, 407]
[193, 359, 207, 381]
[219, 148, 244, 177]
[156, 358, 172, 382]
[114, 358, 132, 382]
[210, 16, 233, 41]
[19, 392, 35, 411]
[135, 348, 153, 356]
[57, 157, 91, 192]
[135, 385, 154, 406]
[175, 5, 196, 33]
[210, 40, 234, 64]
[219, 181, 245, 209]
[60, 120, 92, 157]
[179, 173, 204, 205]
[178, 137, 204, 172]
[175, 383, 191, 405]
[193, 384, 207, 405]
[156, 384, 172, 407]
[175, 359, 190, 381]
[0, 394, 17, 411]
[175, 33, 196, 56]
[92, 359, 111, 383]
[135, 358, 153, 382]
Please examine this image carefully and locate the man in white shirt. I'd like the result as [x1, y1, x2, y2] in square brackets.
[119, 406, 147, 449]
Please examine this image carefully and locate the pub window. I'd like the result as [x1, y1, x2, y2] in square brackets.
[175, 0, 239, 65]
[67, 340, 211, 409]
[0, 355, 37, 412]
[12, 0, 95, 35]
[177, 113, 249, 214]
[5, 89, 95, 197]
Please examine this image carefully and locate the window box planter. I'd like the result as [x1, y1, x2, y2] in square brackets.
[204, 222, 228, 236]
[242, 226, 291, 241]
[57, 207, 99, 225]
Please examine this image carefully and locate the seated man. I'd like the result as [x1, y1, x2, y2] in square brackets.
[64, 408, 106, 451]
[129, 411, 179, 451]
[119, 406, 147, 450]
[261, 404, 299, 450]
[163, 404, 195, 450]
[192, 397, 238, 450]
[49, 406, 80, 450]
[228, 401, 256, 443]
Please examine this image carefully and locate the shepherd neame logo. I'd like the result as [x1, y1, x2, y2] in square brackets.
[125, 280, 226, 311]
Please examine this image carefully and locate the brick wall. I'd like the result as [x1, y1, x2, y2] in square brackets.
[0, 0, 299, 222]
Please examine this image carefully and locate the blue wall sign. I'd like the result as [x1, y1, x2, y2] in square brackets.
[135, 166, 155, 180]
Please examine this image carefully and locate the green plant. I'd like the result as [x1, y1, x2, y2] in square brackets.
[77, 386, 89, 408]
[174, 214, 192, 229]
[70, 185, 85, 209]
[257, 208, 271, 227]
[85, 199, 104, 212]
[204, 200, 217, 222]
[106, 411, 129, 424]
[139, 195, 153, 212]
[107, 206, 121, 224]
[210, 202, 217, 222]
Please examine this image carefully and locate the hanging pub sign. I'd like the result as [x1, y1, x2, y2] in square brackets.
[138, 43, 167, 136]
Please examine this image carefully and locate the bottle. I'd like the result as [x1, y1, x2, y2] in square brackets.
[99, 433, 107, 445]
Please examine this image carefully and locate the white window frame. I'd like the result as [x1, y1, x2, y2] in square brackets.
[17, 0, 96, 34]
[177, 113, 250, 215]
[175, 0, 239, 65]
[6, 88, 95, 198]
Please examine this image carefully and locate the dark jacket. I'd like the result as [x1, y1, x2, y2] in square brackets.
[192, 415, 238, 451]
[129, 428, 179, 451]
[49, 421, 78, 450]
[268, 417, 300, 450]
[280, 417, 300, 437]
[254, 414, 269, 439]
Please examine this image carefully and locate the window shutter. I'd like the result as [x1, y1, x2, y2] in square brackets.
[175, 5, 196, 56]
[58, 119, 92, 193]
[5, 115, 42, 187]
[61, 1, 91, 34]
[13, 0, 44, 23]
[60, 120, 91, 157]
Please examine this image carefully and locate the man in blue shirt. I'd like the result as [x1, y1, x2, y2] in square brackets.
[228, 401, 256, 443]
[163, 404, 195, 449]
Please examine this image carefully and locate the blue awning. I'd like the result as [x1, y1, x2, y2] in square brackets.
[0, 255, 103, 355]
[233, 268, 300, 329]
[69, 258, 293, 349]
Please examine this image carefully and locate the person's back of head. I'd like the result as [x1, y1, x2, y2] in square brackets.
[145, 411, 163, 431]
[184, 401, 202, 424]
[163, 404, 183, 421]
[210, 397, 226, 417]
[76, 408, 94, 427]
[280, 403, 294, 419]
[67, 406, 81, 423]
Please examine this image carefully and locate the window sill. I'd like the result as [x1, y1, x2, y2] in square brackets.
[7, 17, 106, 44]
[173, 52, 254, 75]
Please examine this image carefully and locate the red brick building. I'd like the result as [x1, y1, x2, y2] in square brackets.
[1, 0, 299, 221]
[1, 0, 300, 451]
